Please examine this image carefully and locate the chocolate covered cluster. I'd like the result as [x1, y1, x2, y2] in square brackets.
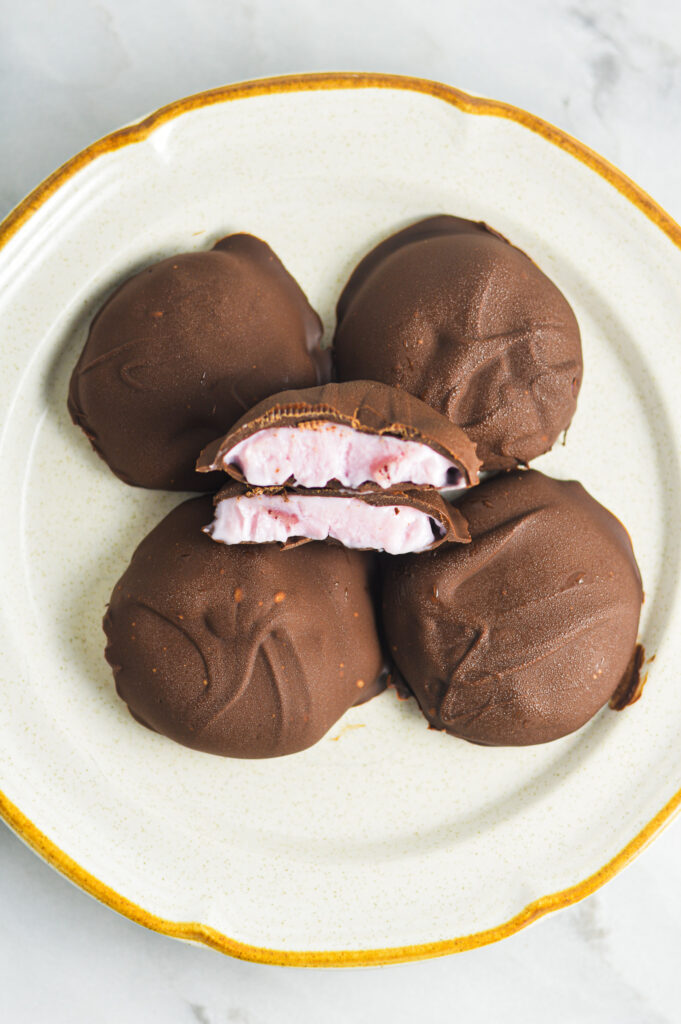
[69, 221, 643, 758]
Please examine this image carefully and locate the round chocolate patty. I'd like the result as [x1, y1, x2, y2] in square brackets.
[105, 497, 384, 757]
[334, 216, 582, 471]
[69, 234, 326, 490]
[381, 470, 642, 746]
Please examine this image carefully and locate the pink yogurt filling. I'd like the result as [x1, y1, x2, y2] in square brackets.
[208, 494, 443, 554]
[225, 423, 462, 489]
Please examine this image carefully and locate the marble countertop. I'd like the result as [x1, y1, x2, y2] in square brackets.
[2, 0, 681, 1020]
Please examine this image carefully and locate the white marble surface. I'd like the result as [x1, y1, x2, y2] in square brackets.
[2, 0, 681, 1020]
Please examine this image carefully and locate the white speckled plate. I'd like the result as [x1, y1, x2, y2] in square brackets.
[1, 74, 680, 966]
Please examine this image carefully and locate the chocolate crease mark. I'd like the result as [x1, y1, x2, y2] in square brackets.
[196, 616, 284, 730]
[76, 336, 154, 375]
[494, 581, 601, 619]
[473, 268, 497, 335]
[133, 600, 213, 691]
[259, 632, 286, 743]
[451, 606, 621, 690]
[432, 508, 551, 586]
[454, 363, 565, 430]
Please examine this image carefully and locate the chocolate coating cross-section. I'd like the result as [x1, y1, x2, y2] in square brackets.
[381, 470, 642, 746]
[334, 216, 583, 471]
[69, 234, 327, 491]
[197, 380, 480, 490]
[207, 480, 470, 553]
[105, 497, 384, 758]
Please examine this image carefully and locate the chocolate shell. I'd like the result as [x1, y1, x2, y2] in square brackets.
[381, 470, 643, 746]
[334, 216, 583, 471]
[206, 480, 470, 552]
[104, 497, 385, 758]
[197, 380, 480, 489]
[69, 234, 327, 491]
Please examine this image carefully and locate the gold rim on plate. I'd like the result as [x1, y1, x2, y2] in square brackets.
[1, 71, 679, 967]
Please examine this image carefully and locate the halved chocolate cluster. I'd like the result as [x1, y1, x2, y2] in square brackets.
[196, 380, 480, 554]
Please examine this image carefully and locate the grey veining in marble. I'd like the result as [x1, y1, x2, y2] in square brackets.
[2, 1, 681, 1021]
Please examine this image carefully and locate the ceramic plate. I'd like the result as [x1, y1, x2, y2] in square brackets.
[1, 74, 680, 967]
